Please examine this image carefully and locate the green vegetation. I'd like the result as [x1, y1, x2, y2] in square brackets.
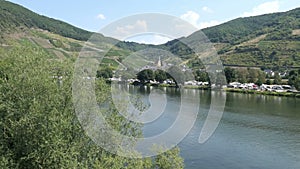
[224, 67, 266, 84]
[224, 67, 300, 90]
[201, 10, 299, 45]
[1, 0, 300, 71]
[96, 67, 113, 79]
[2, 1, 300, 167]
[137, 69, 156, 83]
[0, 37, 184, 169]
[155, 69, 168, 83]
[164, 8, 300, 69]
[136, 67, 188, 87]
[115, 41, 149, 52]
[288, 69, 300, 89]
[194, 70, 209, 82]
[0, 0, 118, 43]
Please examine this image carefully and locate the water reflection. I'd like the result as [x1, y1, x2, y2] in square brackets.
[112, 84, 300, 168]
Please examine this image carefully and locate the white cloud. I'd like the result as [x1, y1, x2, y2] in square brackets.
[127, 35, 171, 45]
[147, 35, 171, 45]
[241, 1, 280, 17]
[96, 14, 106, 20]
[114, 20, 148, 39]
[199, 20, 221, 29]
[180, 11, 200, 28]
[202, 6, 213, 13]
[180, 11, 221, 29]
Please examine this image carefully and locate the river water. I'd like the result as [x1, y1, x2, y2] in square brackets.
[121, 85, 300, 169]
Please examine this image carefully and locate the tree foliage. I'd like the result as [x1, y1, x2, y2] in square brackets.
[137, 69, 155, 83]
[0, 42, 184, 168]
[155, 69, 168, 83]
[224, 67, 236, 83]
[288, 69, 300, 90]
[223, 68, 266, 85]
[194, 70, 209, 82]
[273, 72, 282, 84]
[96, 67, 113, 79]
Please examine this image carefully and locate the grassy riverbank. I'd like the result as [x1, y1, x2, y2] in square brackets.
[182, 85, 210, 90]
[224, 88, 300, 98]
[128, 82, 300, 98]
[132, 82, 211, 90]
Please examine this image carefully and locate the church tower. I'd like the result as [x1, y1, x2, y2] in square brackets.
[157, 56, 162, 67]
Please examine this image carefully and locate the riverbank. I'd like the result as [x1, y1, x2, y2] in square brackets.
[132, 83, 211, 90]
[118, 81, 300, 98]
[224, 88, 300, 98]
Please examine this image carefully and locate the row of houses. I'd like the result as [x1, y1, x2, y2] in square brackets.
[111, 78, 211, 87]
[108, 76, 298, 93]
[184, 80, 209, 86]
[117, 78, 176, 85]
[227, 82, 297, 92]
[263, 69, 288, 77]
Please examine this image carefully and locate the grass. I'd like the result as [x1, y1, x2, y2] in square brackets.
[183, 85, 210, 90]
[101, 58, 119, 68]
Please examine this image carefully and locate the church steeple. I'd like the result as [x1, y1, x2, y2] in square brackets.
[157, 56, 162, 67]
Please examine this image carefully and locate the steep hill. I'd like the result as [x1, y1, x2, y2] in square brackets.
[201, 8, 300, 44]
[0, 0, 109, 41]
[166, 7, 300, 70]
[0, 0, 135, 65]
[1, 0, 300, 71]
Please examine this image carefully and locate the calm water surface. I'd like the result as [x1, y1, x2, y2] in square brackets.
[125, 85, 300, 169]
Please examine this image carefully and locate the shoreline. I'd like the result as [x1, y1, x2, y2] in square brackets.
[127, 83, 300, 98]
[224, 88, 300, 98]
[111, 81, 300, 98]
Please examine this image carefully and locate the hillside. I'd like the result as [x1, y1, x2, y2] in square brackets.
[0, 0, 138, 66]
[0, 0, 106, 41]
[201, 8, 300, 44]
[1, 0, 300, 71]
[166, 7, 300, 70]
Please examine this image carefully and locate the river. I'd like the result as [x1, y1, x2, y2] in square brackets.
[119, 85, 300, 169]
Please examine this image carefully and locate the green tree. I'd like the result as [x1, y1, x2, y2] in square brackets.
[0, 43, 184, 168]
[155, 69, 167, 83]
[256, 71, 266, 86]
[248, 68, 259, 83]
[273, 72, 282, 84]
[96, 67, 113, 79]
[288, 69, 300, 90]
[137, 69, 155, 83]
[155, 147, 184, 169]
[236, 68, 249, 83]
[194, 70, 209, 82]
[224, 67, 236, 83]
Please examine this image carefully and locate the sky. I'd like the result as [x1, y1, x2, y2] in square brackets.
[7, 0, 300, 44]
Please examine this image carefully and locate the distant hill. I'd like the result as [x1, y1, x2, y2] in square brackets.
[201, 8, 300, 44]
[0, 0, 135, 64]
[0, 0, 299, 70]
[0, 0, 119, 43]
[166, 7, 300, 70]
